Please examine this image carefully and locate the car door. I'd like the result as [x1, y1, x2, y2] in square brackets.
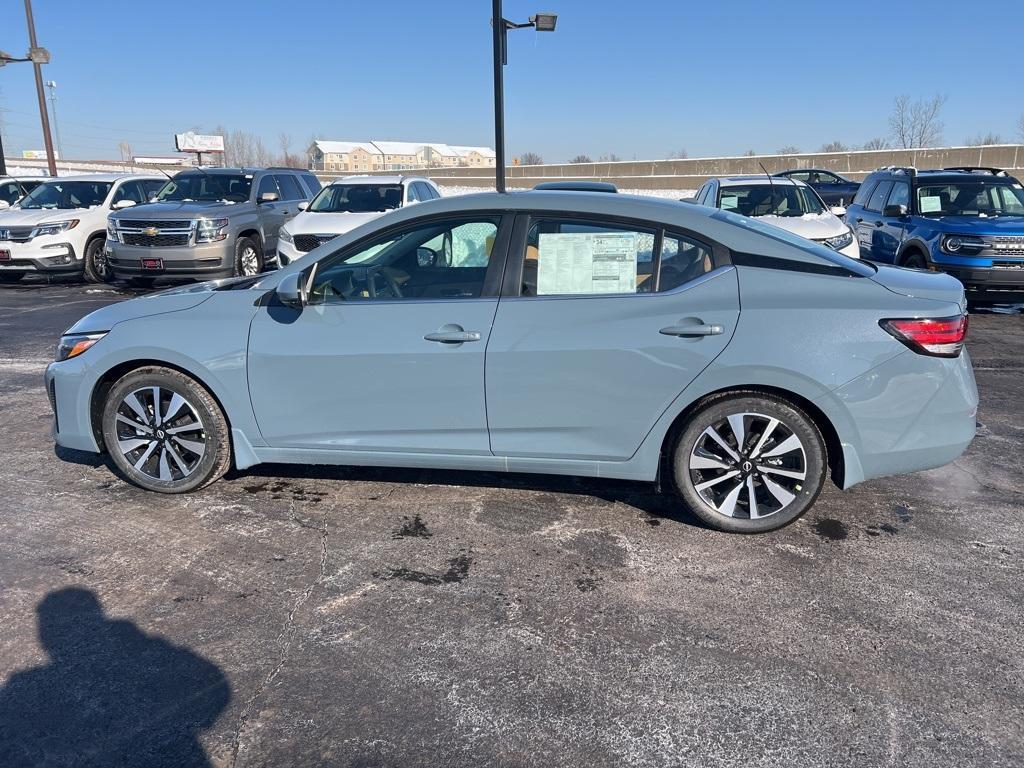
[256, 175, 285, 252]
[874, 180, 910, 263]
[485, 214, 739, 461]
[854, 180, 892, 260]
[247, 213, 510, 454]
[812, 171, 845, 205]
[273, 174, 305, 226]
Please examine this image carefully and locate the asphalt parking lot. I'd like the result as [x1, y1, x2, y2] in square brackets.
[0, 276, 1022, 768]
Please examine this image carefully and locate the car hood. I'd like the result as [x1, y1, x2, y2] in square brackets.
[0, 207, 95, 226]
[869, 264, 966, 312]
[755, 212, 847, 240]
[117, 201, 247, 218]
[283, 210, 385, 236]
[911, 214, 1024, 235]
[63, 279, 246, 335]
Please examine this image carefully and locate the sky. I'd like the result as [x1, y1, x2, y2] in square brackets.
[0, 0, 1022, 163]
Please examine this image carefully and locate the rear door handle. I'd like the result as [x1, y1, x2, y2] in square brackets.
[424, 331, 481, 343]
[660, 323, 724, 337]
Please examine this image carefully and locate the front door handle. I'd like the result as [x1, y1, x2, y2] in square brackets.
[855, 217, 864, 223]
[660, 323, 724, 337]
[874, 221, 884, 228]
[424, 330, 481, 343]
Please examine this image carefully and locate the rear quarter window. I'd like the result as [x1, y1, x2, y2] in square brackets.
[852, 179, 877, 207]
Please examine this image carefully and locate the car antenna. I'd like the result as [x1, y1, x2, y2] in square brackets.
[759, 161, 779, 214]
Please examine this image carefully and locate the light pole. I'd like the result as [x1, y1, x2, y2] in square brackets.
[45, 80, 63, 161]
[0, 43, 52, 176]
[491, 2, 557, 193]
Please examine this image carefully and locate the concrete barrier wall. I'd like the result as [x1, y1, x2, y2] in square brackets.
[317, 145, 1024, 190]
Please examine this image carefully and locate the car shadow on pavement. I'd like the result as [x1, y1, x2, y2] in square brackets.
[0, 587, 230, 768]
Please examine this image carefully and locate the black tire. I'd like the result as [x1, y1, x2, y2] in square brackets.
[672, 392, 827, 533]
[900, 250, 928, 270]
[83, 236, 113, 283]
[234, 236, 263, 277]
[0, 272, 25, 284]
[101, 366, 232, 493]
[128, 277, 157, 289]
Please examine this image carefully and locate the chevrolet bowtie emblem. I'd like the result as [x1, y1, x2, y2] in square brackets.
[142, 227, 159, 236]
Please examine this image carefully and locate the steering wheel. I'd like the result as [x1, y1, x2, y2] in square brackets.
[370, 269, 403, 299]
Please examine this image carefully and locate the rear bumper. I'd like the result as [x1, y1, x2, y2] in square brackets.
[107, 239, 235, 279]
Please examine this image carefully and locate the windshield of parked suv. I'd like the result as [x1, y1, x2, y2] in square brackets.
[916, 181, 1024, 217]
[155, 173, 252, 203]
[718, 183, 825, 217]
[18, 180, 112, 210]
[309, 184, 403, 213]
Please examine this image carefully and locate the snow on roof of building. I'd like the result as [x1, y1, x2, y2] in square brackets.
[450, 145, 497, 158]
[313, 139, 495, 158]
[312, 140, 382, 156]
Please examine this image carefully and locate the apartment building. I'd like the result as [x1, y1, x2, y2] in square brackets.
[308, 140, 495, 172]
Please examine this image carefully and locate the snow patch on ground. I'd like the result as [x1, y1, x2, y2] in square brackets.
[439, 185, 695, 200]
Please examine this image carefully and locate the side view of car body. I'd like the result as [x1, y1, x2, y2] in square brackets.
[46, 191, 976, 533]
[0, 173, 165, 283]
[694, 176, 860, 258]
[277, 175, 441, 266]
[775, 168, 860, 206]
[846, 166, 1024, 296]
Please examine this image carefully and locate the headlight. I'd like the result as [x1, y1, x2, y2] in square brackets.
[31, 219, 79, 238]
[279, 228, 293, 244]
[823, 229, 854, 251]
[55, 332, 107, 362]
[107, 219, 120, 242]
[196, 217, 229, 243]
[941, 234, 986, 255]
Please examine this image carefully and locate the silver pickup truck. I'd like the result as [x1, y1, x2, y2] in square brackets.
[106, 167, 320, 285]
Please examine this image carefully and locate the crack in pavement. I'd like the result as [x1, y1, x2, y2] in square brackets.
[228, 503, 330, 768]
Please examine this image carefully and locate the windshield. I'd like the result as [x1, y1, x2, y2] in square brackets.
[916, 181, 1024, 217]
[309, 184, 403, 213]
[156, 173, 252, 203]
[718, 183, 825, 217]
[18, 180, 112, 210]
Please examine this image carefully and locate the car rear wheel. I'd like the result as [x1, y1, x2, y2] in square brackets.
[101, 366, 232, 493]
[673, 393, 826, 533]
[234, 236, 263, 277]
[0, 272, 25, 284]
[83, 236, 112, 283]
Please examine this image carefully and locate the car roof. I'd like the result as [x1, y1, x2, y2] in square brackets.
[335, 174, 431, 186]
[716, 176, 806, 188]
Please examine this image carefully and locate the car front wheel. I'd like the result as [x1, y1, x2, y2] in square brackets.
[234, 236, 263, 277]
[673, 393, 827, 533]
[101, 366, 232, 493]
[83, 237, 113, 283]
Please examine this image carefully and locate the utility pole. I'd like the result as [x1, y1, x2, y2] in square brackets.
[45, 80, 62, 161]
[24, 0, 57, 176]
[0, 112, 7, 175]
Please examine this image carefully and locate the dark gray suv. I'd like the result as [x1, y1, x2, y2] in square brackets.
[106, 167, 320, 284]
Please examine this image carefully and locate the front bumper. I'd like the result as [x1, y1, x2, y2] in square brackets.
[940, 265, 1024, 293]
[0, 239, 80, 273]
[107, 238, 235, 280]
[45, 354, 102, 453]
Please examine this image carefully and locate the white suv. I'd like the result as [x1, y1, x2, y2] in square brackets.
[276, 175, 441, 265]
[0, 173, 165, 283]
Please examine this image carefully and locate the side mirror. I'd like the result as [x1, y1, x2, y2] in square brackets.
[275, 271, 306, 308]
[112, 199, 137, 210]
[416, 246, 437, 267]
[147, 193, 159, 203]
[297, 201, 308, 211]
[0, 200, 10, 210]
[829, 206, 847, 217]
[883, 203, 908, 217]
[405, 198, 417, 205]
[258, 191, 280, 204]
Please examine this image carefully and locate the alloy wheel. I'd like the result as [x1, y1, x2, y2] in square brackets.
[113, 386, 207, 482]
[689, 412, 807, 520]
[240, 245, 259, 275]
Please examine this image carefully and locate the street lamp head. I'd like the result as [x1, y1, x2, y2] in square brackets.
[530, 12, 558, 32]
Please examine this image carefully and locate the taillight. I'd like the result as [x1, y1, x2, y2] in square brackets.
[880, 315, 968, 358]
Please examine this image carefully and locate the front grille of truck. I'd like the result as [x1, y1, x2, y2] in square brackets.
[0, 226, 35, 242]
[123, 233, 191, 247]
[120, 220, 193, 230]
[294, 233, 339, 252]
[992, 236, 1024, 256]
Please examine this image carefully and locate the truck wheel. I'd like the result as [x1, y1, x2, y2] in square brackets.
[234, 236, 263, 277]
[900, 250, 928, 270]
[101, 365, 232, 493]
[0, 272, 25, 284]
[673, 392, 827, 533]
[83, 237, 113, 283]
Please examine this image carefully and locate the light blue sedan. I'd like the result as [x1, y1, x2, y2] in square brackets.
[45, 190, 977, 532]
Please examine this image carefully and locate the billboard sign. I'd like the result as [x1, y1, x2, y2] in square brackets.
[22, 150, 58, 159]
[174, 132, 225, 153]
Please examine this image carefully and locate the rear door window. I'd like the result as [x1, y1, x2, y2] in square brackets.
[274, 174, 305, 201]
[852, 179, 877, 207]
[300, 173, 321, 197]
[865, 181, 893, 212]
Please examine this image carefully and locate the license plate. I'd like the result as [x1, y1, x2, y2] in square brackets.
[0, 250, 10, 261]
[141, 257, 163, 270]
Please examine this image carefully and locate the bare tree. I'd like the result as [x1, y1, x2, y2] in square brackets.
[889, 94, 947, 148]
[519, 151, 543, 165]
[777, 145, 801, 155]
[118, 140, 133, 164]
[819, 141, 848, 153]
[861, 137, 890, 150]
[598, 152, 621, 162]
[1018, 114, 1024, 140]
[742, 149, 757, 157]
[965, 132, 1003, 146]
[667, 149, 688, 159]
[569, 154, 592, 163]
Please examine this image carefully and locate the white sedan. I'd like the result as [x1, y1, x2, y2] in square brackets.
[693, 176, 859, 259]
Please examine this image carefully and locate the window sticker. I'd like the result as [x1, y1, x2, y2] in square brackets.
[720, 195, 739, 210]
[537, 232, 638, 295]
[919, 195, 941, 213]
